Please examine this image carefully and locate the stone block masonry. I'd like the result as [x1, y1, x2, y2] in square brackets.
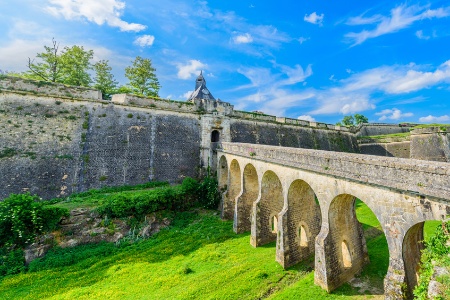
[1, 76, 368, 200]
[0, 92, 202, 199]
[219, 142, 450, 299]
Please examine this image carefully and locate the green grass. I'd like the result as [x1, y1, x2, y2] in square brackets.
[413, 123, 450, 129]
[0, 201, 389, 299]
[357, 132, 410, 142]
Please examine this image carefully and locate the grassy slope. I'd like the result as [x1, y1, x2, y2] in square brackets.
[0, 200, 394, 299]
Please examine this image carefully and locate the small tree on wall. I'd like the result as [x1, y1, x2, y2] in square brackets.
[124, 56, 161, 97]
[336, 114, 369, 126]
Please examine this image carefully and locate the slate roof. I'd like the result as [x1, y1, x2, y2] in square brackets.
[187, 71, 216, 101]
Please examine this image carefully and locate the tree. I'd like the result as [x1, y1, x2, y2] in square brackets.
[26, 38, 62, 82]
[59, 45, 94, 87]
[26, 41, 94, 87]
[337, 114, 369, 126]
[125, 56, 160, 97]
[354, 114, 369, 124]
[342, 115, 355, 126]
[93, 60, 118, 100]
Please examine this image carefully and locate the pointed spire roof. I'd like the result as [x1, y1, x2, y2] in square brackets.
[188, 71, 216, 101]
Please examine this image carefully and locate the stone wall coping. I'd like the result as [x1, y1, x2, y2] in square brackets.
[219, 142, 450, 201]
[411, 126, 450, 135]
[0, 75, 102, 101]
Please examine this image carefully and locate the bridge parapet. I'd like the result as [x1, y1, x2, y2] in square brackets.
[219, 142, 450, 201]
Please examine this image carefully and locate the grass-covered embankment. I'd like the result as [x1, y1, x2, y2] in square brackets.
[0, 196, 393, 299]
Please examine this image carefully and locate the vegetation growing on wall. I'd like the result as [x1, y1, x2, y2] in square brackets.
[414, 220, 450, 299]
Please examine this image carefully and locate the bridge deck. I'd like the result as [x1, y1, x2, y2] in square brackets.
[219, 142, 450, 202]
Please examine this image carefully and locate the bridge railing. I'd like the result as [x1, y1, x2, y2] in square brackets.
[219, 142, 450, 201]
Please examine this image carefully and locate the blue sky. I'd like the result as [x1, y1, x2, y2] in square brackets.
[0, 0, 449, 124]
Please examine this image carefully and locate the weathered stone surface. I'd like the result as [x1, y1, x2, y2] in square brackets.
[410, 126, 450, 162]
[428, 266, 450, 299]
[218, 144, 450, 299]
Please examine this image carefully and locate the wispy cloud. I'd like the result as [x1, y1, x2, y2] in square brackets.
[345, 4, 450, 45]
[311, 60, 450, 115]
[419, 114, 450, 122]
[298, 115, 315, 122]
[415, 30, 430, 40]
[375, 108, 413, 120]
[134, 35, 155, 47]
[45, 0, 146, 32]
[234, 63, 314, 115]
[298, 37, 309, 44]
[233, 33, 253, 44]
[177, 59, 207, 80]
[304, 12, 324, 26]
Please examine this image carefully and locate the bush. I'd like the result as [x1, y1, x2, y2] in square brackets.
[96, 177, 215, 221]
[0, 248, 25, 276]
[96, 184, 194, 220]
[197, 175, 221, 209]
[0, 193, 68, 248]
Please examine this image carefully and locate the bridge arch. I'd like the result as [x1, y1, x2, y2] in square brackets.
[234, 163, 259, 233]
[251, 170, 283, 247]
[222, 159, 241, 220]
[276, 179, 322, 268]
[319, 194, 388, 291]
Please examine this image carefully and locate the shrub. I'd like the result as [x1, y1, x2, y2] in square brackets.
[0, 193, 68, 248]
[197, 175, 221, 209]
[0, 248, 25, 276]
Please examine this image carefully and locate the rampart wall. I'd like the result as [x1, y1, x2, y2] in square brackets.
[410, 126, 450, 162]
[0, 76, 410, 200]
[0, 78, 202, 199]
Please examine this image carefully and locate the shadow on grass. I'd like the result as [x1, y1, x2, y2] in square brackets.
[5, 210, 243, 295]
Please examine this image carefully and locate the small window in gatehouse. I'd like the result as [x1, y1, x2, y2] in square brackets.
[211, 130, 220, 142]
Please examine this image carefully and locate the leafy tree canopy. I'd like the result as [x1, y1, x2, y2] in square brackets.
[336, 114, 369, 126]
[93, 60, 118, 100]
[125, 56, 160, 97]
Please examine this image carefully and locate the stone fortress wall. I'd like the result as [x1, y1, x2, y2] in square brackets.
[0, 76, 359, 200]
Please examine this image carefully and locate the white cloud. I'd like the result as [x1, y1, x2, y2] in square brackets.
[341, 99, 375, 114]
[345, 4, 450, 45]
[304, 12, 324, 26]
[234, 63, 314, 115]
[419, 115, 450, 122]
[45, 0, 146, 32]
[134, 35, 155, 47]
[298, 115, 315, 122]
[298, 37, 309, 44]
[177, 60, 207, 80]
[0, 39, 44, 72]
[233, 33, 253, 44]
[415, 30, 430, 40]
[375, 108, 413, 121]
[182, 90, 193, 99]
[385, 60, 450, 93]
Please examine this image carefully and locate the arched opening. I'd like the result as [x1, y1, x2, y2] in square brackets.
[342, 240, 352, 268]
[211, 130, 220, 142]
[234, 163, 258, 234]
[325, 195, 388, 294]
[284, 179, 321, 267]
[222, 159, 241, 220]
[402, 220, 442, 298]
[251, 170, 283, 247]
[271, 215, 278, 233]
[299, 225, 308, 247]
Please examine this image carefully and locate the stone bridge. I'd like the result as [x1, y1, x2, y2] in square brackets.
[216, 142, 450, 299]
